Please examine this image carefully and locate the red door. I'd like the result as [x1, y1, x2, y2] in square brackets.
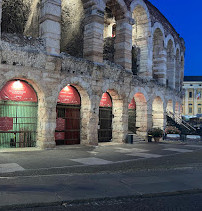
[55, 106, 80, 145]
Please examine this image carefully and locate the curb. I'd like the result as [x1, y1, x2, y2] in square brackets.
[1, 189, 202, 210]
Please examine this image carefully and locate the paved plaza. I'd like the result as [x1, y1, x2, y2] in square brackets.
[0, 140, 202, 210]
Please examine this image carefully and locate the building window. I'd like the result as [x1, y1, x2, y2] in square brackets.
[189, 92, 192, 98]
[189, 107, 192, 114]
[190, 84, 193, 86]
[198, 108, 201, 114]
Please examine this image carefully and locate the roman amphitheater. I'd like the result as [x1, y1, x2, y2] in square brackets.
[0, 0, 185, 148]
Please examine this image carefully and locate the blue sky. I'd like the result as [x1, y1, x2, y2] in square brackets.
[148, 0, 202, 76]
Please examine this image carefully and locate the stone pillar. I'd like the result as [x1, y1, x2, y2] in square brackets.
[83, 9, 104, 63]
[80, 95, 100, 146]
[114, 18, 133, 72]
[40, 0, 61, 55]
[37, 101, 57, 149]
[147, 102, 153, 129]
[112, 98, 129, 143]
[153, 49, 167, 85]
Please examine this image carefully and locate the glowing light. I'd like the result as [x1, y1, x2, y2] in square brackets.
[12, 81, 23, 89]
[64, 86, 70, 91]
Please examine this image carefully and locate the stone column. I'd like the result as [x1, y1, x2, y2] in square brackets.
[147, 102, 153, 129]
[153, 49, 167, 85]
[114, 18, 133, 72]
[83, 9, 104, 63]
[37, 101, 57, 149]
[80, 95, 100, 146]
[40, 0, 61, 55]
[112, 98, 129, 143]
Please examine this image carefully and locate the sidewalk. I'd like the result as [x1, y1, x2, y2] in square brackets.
[0, 141, 202, 209]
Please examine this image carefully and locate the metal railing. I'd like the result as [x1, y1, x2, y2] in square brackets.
[166, 111, 196, 131]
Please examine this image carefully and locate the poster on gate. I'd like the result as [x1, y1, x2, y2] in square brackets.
[56, 118, 65, 131]
[55, 132, 65, 140]
[0, 117, 13, 131]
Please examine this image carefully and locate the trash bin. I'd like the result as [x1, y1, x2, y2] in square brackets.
[148, 135, 152, 142]
[127, 134, 133, 144]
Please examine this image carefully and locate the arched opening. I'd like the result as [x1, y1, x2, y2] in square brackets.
[61, 0, 84, 57]
[0, 80, 38, 148]
[103, 0, 125, 63]
[152, 28, 166, 84]
[2, 0, 40, 37]
[175, 102, 180, 117]
[167, 40, 175, 88]
[56, 85, 81, 145]
[98, 92, 112, 142]
[128, 97, 136, 133]
[132, 5, 149, 76]
[166, 100, 173, 114]
[152, 96, 164, 129]
[175, 49, 180, 91]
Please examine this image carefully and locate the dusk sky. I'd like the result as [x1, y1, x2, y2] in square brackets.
[148, 0, 202, 76]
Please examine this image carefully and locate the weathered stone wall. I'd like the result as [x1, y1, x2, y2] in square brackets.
[0, 0, 184, 148]
[2, 0, 40, 37]
[61, 0, 84, 57]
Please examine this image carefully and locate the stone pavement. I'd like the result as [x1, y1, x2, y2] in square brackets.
[0, 140, 202, 209]
[0, 140, 202, 175]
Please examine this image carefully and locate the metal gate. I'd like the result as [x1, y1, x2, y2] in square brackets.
[0, 101, 37, 148]
[98, 107, 112, 142]
[55, 105, 80, 145]
[128, 108, 136, 133]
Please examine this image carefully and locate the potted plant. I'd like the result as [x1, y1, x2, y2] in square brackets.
[148, 128, 163, 142]
[165, 126, 181, 134]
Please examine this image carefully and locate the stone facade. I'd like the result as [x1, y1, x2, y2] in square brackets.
[0, 0, 185, 148]
[182, 76, 202, 117]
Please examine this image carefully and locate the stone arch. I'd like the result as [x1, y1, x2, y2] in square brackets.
[103, 0, 130, 64]
[175, 102, 180, 117]
[175, 48, 180, 91]
[132, 4, 151, 77]
[103, 88, 128, 143]
[166, 39, 175, 88]
[165, 34, 175, 49]
[166, 99, 174, 113]
[59, 78, 93, 145]
[152, 22, 166, 44]
[2, 0, 40, 37]
[152, 96, 164, 129]
[0, 75, 51, 149]
[152, 27, 166, 85]
[105, 0, 129, 18]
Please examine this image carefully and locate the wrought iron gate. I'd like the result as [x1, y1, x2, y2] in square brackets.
[56, 105, 80, 145]
[98, 107, 112, 142]
[0, 101, 37, 148]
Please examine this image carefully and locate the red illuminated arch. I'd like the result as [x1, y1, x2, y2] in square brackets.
[0, 80, 37, 102]
[100, 92, 112, 107]
[57, 85, 81, 105]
